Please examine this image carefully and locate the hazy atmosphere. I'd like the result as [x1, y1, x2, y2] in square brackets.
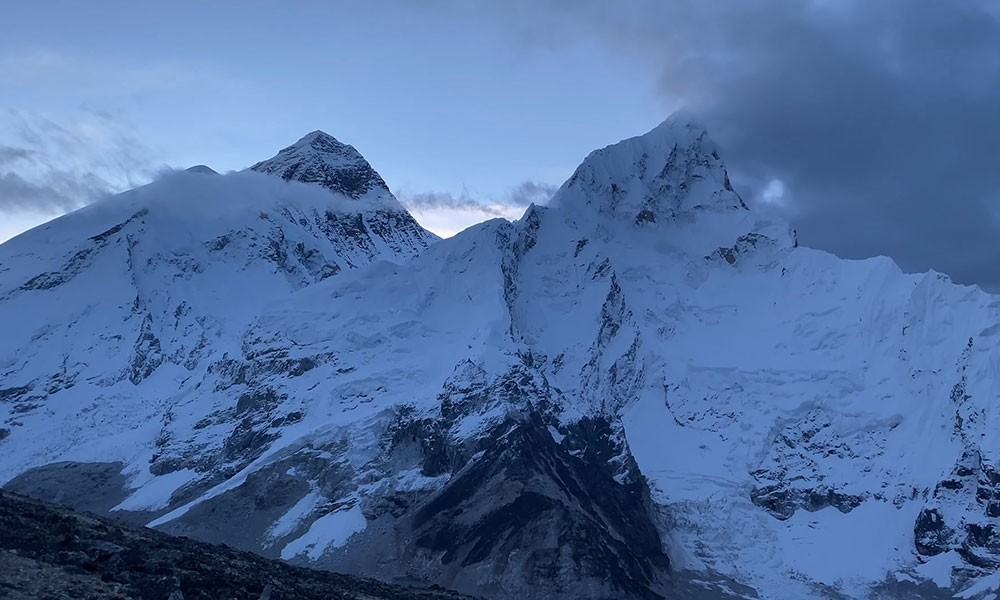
[3, 1, 1000, 288]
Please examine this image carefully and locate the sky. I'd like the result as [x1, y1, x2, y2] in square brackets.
[1, 1, 999, 287]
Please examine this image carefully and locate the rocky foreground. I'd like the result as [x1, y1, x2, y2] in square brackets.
[0, 489, 473, 600]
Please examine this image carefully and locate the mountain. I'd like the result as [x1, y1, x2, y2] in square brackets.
[4, 116, 1000, 600]
[0, 130, 435, 500]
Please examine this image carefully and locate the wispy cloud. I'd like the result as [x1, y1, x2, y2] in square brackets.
[397, 180, 557, 237]
[398, 180, 556, 214]
[399, 189, 511, 217]
[508, 181, 558, 206]
[0, 146, 34, 163]
[0, 109, 158, 213]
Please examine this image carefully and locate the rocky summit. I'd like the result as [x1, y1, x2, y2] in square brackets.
[3, 115, 1000, 599]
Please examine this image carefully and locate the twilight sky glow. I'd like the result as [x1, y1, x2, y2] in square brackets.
[2, 1, 999, 288]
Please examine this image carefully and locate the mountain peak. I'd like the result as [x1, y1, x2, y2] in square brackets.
[292, 130, 355, 154]
[549, 111, 746, 223]
[185, 165, 218, 175]
[249, 130, 391, 200]
[640, 111, 717, 154]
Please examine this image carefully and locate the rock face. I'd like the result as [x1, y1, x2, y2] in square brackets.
[401, 416, 670, 600]
[250, 131, 390, 200]
[0, 489, 474, 600]
[5, 114, 1000, 600]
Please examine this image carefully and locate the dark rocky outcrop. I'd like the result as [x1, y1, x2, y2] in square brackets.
[250, 131, 391, 200]
[914, 508, 954, 557]
[0, 489, 474, 600]
[406, 415, 672, 600]
[915, 446, 1000, 575]
[751, 484, 865, 521]
[5, 461, 132, 516]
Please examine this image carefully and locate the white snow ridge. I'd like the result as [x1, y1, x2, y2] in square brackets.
[3, 114, 1000, 600]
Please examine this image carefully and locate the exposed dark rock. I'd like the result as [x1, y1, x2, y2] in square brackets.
[384, 405, 453, 479]
[869, 577, 955, 600]
[709, 233, 772, 266]
[916, 445, 1000, 574]
[751, 485, 865, 521]
[749, 408, 886, 521]
[90, 209, 148, 243]
[0, 489, 474, 600]
[635, 209, 657, 224]
[364, 209, 441, 256]
[128, 313, 164, 384]
[249, 131, 391, 200]
[914, 508, 954, 557]
[4, 461, 131, 515]
[404, 414, 671, 600]
[0, 385, 31, 403]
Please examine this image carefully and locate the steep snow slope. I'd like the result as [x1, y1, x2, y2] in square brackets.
[5, 116, 1000, 600]
[0, 131, 436, 487]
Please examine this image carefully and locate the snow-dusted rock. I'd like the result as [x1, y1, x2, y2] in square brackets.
[0, 130, 436, 496]
[4, 115, 1000, 600]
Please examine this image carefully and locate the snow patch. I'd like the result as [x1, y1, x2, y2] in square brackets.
[955, 571, 1000, 599]
[112, 469, 200, 512]
[280, 503, 367, 560]
[912, 551, 963, 589]
[267, 490, 322, 541]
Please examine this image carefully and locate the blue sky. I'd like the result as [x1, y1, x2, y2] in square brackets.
[3, 1, 1000, 289]
[0, 1, 669, 239]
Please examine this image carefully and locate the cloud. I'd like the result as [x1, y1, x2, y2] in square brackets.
[399, 180, 556, 215]
[0, 146, 34, 164]
[440, 1, 1000, 289]
[0, 109, 158, 213]
[508, 181, 558, 206]
[398, 181, 555, 237]
[398, 189, 509, 217]
[0, 171, 110, 213]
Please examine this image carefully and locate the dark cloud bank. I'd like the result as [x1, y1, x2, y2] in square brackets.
[458, 0, 1000, 289]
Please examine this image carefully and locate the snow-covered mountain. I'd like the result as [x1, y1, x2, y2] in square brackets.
[4, 116, 1000, 600]
[0, 129, 436, 499]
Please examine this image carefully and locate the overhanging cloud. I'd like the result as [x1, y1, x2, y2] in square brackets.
[444, 0, 1000, 289]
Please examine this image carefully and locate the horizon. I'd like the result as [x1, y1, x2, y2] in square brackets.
[2, 2, 1000, 288]
[0, 115, 675, 244]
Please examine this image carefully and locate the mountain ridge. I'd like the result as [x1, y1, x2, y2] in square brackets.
[4, 116, 1000, 600]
